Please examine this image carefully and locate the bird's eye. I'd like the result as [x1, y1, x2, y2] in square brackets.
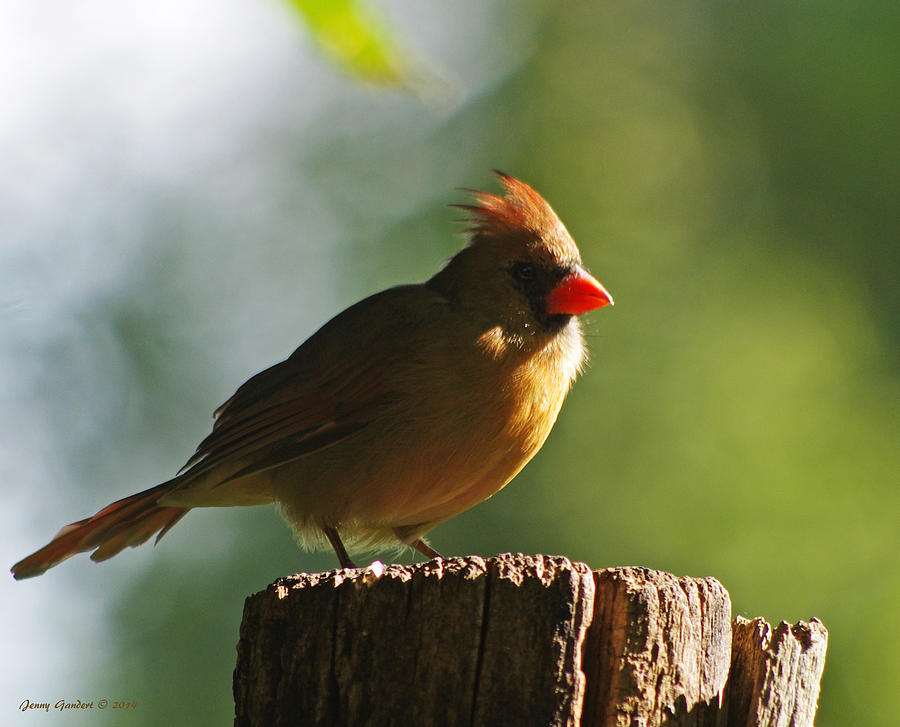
[512, 263, 535, 282]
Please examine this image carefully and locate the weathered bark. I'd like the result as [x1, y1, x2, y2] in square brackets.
[234, 555, 594, 726]
[726, 617, 828, 727]
[581, 567, 733, 726]
[233, 556, 827, 727]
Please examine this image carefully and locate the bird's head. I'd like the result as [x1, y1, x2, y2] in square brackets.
[429, 172, 613, 347]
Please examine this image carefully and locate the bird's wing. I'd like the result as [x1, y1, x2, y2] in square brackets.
[179, 285, 441, 486]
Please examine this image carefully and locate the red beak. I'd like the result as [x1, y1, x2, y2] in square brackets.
[546, 266, 614, 315]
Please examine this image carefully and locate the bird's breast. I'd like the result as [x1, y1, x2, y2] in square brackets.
[272, 317, 586, 537]
[350, 321, 584, 526]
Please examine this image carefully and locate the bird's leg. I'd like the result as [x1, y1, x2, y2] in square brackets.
[410, 539, 442, 561]
[394, 526, 442, 561]
[323, 525, 356, 569]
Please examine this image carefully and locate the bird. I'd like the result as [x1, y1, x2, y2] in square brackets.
[11, 172, 613, 579]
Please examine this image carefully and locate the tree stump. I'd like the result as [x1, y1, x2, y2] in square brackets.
[233, 555, 827, 727]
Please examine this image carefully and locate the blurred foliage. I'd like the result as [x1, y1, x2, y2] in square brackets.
[5, 1, 898, 726]
[287, 0, 414, 86]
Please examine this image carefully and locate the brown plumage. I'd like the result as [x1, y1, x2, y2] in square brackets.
[11, 172, 613, 579]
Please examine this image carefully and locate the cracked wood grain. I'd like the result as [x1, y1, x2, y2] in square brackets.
[233, 557, 827, 727]
[726, 616, 828, 727]
[234, 554, 594, 727]
[580, 567, 732, 727]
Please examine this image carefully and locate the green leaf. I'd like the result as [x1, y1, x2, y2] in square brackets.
[287, 0, 412, 86]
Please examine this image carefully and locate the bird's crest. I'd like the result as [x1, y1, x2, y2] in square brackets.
[455, 172, 577, 261]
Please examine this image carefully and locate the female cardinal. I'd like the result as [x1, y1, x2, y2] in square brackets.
[11, 172, 613, 578]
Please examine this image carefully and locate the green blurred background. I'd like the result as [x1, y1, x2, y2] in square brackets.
[2, 0, 897, 724]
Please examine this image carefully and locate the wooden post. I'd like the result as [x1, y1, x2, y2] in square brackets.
[233, 555, 827, 727]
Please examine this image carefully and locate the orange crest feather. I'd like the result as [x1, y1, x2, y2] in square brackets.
[456, 172, 578, 261]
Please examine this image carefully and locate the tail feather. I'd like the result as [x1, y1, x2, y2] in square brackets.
[11, 482, 189, 580]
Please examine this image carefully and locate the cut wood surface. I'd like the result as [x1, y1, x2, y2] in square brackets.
[233, 555, 827, 727]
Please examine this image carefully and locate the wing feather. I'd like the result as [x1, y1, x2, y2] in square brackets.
[178, 285, 439, 485]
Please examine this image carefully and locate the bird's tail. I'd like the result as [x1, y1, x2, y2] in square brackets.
[11, 481, 189, 580]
